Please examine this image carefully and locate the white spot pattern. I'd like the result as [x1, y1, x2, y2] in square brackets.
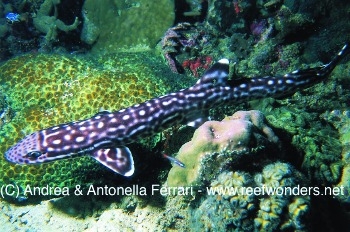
[97, 122, 104, 129]
[122, 115, 130, 120]
[52, 139, 61, 145]
[76, 136, 85, 142]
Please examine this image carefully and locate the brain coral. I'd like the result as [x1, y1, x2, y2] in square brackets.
[0, 51, 185, 200]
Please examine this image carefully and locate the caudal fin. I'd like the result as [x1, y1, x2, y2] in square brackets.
[282, 43, 350, 81]
[319, 43, 350, 77]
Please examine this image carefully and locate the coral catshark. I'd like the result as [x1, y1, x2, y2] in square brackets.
[5, 44, 349, 176]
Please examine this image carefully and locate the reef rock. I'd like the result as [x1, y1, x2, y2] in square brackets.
[167, 110, 280, 187]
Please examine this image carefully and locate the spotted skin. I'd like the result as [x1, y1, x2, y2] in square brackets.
[4, 44, 349, 176]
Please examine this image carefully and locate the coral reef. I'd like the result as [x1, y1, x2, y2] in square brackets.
[0, 51, 187, 200]
[274, 3, 315, 40]
[182, 56, 212, 77]
[161, 22, 194, 73]
[0, 0, 9, 38]
[0, 0, 349, 230]
[166, 0, 350, 81]
[167, 110, 280, 187]
[256, 101, 345, 188]
[33, 0, 79, 50]
[0, 0, 84, 59]
[190, 162, 310, 231]
[238, 41, 303, 77]
[298, 1, 350, 66]
[206, 0, 252, 32]
[254, 162, 310, 231]
[253, 57, 350, 188]
[0, 22, 7, 38]
[192, 171, 256, 231]
[0, 92, 13, 130]
[159, 22, 213, 76]
[322, 110, 350, 203]
[81, 0, 174, 53]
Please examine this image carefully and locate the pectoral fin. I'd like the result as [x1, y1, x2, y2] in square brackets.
[92, 146, 134, 176]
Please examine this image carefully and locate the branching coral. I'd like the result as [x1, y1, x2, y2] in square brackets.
[33, 0, 79, 49]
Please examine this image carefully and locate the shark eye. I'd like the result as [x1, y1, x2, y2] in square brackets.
[25, 151, 42, 159]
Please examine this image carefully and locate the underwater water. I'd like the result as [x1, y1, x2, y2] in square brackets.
[0, 0, 349, 231]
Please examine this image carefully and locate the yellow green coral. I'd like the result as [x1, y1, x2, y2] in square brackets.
[0, 51, 181, 199]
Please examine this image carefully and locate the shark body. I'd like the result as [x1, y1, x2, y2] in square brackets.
[5, 44, 349, 176]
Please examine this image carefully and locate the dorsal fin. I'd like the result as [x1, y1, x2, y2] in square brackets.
[196, 59, 230, 86]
